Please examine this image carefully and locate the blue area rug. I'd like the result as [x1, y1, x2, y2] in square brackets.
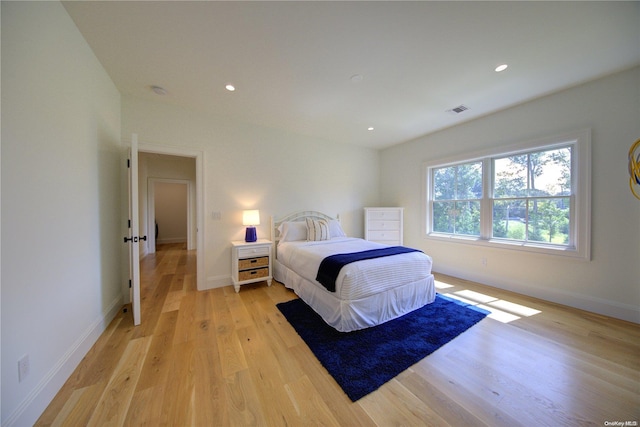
[276, 294, 489, 401]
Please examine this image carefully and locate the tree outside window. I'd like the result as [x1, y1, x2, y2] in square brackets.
[432, 162, 482, 236]
[492, 147, 572, 245]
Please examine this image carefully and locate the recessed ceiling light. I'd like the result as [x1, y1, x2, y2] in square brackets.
[225, 84, 236, 91]
[351, 74, 364, 84]
[495, 64, 508, 72]
[367, 127, 374, 131]
[151, 85, 167, 95]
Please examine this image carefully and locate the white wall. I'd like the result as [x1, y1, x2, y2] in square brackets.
[122, 96, 380, 289]
[380, 67, 640, 323]
[1, 2, 122, 425]
[155, 182, 188, 243]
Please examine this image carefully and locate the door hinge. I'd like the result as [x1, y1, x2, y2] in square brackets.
[129, 280, 132, 288]
[127, 159, 130, 168]
[128, 219, 131, 228]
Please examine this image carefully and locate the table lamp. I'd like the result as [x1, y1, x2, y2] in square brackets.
[243, 209, 260, 242]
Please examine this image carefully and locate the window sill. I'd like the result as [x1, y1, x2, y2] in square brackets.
[425, 233, 588, 260]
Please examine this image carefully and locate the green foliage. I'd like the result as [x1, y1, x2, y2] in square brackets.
[529, 199, 570, 243]
[433, 162, 482, 236]
[508, 223, 525, 240]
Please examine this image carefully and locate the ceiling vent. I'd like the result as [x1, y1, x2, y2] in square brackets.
[446, 104, 469, 115]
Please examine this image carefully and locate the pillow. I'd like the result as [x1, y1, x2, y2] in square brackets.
[328, 219, 346, 238]
[306, 218, 330, 241]
[278, 221, 308, 242]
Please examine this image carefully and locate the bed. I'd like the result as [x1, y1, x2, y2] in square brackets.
[271, 211, 435, 332]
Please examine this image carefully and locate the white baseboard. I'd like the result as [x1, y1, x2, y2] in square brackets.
[156, 237, 187, 244]
[203, 274, 232, 291]
[4, 295, 124, 427]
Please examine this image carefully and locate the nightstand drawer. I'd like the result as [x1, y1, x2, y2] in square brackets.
[238, 267, 269, 281]
[238, 256, 269, 270]
[238, 246, 270, 258]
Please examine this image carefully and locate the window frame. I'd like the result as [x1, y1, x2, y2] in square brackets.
[423, 129, 591, 260]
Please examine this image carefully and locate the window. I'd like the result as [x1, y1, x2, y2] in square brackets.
[492, 147, 572, 244]
[424, 130, 591, 259]
[432, 162, 482, 236]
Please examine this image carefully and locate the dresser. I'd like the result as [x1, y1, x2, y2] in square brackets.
[364, 207, 404, 246]
[231, 239, 273, 292]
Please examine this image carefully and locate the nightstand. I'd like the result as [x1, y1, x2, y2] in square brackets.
[231, 239, 273, 292]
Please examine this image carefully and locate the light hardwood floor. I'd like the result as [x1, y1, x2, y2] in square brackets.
[37, 243, 639, 426]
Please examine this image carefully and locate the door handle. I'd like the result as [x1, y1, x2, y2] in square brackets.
[124, 236, 147, 243]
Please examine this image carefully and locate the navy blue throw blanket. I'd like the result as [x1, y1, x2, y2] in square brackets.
[316, 246, 421, 292]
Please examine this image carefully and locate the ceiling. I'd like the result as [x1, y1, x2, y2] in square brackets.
[63, 1, 639, 150]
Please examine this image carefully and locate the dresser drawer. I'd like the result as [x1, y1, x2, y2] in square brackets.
[367, 230, 400, 241]
[238, 267, 269, 282]
[367, 220, 400, 231]
[368, 210, 401, 221]
[237, 246, 270, 258]
[238, 256, 269, 270]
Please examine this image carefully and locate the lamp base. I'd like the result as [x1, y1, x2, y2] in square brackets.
[245, 226, 257, 242]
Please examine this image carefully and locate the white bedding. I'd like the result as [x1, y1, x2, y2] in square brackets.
[278, 237, 432, 299]
[275, 237, 436, 332]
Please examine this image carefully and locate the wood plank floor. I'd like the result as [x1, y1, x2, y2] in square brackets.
[37, 243, 640, 426]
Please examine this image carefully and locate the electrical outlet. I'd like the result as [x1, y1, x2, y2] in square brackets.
[212, 211, 221, 220]
[18, 354, 30, 382]
[481, 257, 488, 267]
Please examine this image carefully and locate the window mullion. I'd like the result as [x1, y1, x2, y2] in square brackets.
[481, 158, 492, 239]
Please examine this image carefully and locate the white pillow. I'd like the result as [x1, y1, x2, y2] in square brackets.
[278, 221, 308, 242]
[306, 218, 330, 241]
[328, 219, 346, 238]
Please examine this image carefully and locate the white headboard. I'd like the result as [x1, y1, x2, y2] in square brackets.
[271, 210, 339, 250]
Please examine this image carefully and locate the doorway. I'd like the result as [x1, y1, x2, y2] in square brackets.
[137, 143, 205, 295]
[148, 178, 192, 254]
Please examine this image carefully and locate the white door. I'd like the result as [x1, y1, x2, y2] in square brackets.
[125, 134, 142, 325]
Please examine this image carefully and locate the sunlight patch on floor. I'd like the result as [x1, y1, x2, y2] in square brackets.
[454, 290, 498, 304]
[477, 304, 522, 323]
[486, 299, 541, 317]
[437, 284, 542, 324]
[441, 294, 477, 306]
[434, 280, 455, 290]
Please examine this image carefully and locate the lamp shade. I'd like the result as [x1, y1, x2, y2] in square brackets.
[242, 210, 260, 226]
